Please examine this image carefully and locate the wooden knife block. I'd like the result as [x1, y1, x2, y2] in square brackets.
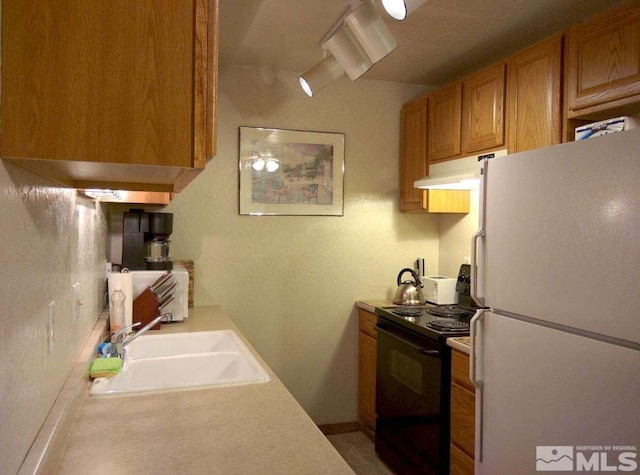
[133, 288, 161, 330]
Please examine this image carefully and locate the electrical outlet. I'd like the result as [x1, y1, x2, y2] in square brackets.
[48, 301, 55, 354]
[72, 283, 81, 321]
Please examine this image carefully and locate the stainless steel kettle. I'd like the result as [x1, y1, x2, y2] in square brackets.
[392, 268, 425, 305]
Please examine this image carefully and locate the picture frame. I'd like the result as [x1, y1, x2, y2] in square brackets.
[239, 127, 345, 216]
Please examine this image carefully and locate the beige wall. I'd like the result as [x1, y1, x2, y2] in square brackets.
[438, 191, 479, 277]
[165, 65, 439, 424]
[0, 161, 106, 474]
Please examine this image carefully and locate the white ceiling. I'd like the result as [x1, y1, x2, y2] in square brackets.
[219, 0, 630, 88]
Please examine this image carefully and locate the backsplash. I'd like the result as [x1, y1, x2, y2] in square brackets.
[0, 160, 107, 475]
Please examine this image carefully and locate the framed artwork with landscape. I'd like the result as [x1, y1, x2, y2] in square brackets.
[238, 127, 345, 216]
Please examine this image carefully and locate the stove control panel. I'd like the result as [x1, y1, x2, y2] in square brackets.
[456, 264, 472, 295]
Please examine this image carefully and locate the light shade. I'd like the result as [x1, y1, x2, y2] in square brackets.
[345, 0, 398, 63]
[324, 24, 373, 81]
[298, 55, 345, 97]
[381, 0, 428, 21]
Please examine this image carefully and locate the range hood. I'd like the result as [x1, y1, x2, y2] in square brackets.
[414, 150, 508, 189]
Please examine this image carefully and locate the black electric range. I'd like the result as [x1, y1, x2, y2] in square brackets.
[373, 264, 480, 474]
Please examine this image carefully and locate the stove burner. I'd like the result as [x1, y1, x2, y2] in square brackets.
[428, 306, 471, 318]
[391, 307, 424, 317]
[427, 319, 470, 332]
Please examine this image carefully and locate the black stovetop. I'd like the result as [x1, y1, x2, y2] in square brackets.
[376, 264, 482, 341]
[375, 304, 474, 341]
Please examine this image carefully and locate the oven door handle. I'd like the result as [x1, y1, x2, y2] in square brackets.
[375, 325, 442, 357]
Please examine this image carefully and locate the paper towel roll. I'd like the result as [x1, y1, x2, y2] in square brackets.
[107, 271, 133, 333]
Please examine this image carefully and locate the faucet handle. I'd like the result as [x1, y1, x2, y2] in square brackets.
[111, 322, 141, 343]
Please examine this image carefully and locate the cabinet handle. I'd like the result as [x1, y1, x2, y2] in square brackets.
[376, 325, 441, 357]
[419, 349, 441, 357]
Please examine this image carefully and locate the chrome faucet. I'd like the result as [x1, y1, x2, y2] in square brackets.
[110, 315, 166, 358]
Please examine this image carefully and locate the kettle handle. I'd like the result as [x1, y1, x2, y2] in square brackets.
[397, 268, 422, 286]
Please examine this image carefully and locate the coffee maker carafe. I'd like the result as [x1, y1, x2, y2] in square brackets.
[122, 210, 173, 270]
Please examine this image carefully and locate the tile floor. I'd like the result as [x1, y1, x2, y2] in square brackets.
[326, 429, 396, 474]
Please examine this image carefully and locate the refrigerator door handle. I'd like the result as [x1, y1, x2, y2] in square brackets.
[470, 308, 487, 463]
[471, 159, 489, 307]
[471, 228, 485, 306]
[470, 309, 485, 389]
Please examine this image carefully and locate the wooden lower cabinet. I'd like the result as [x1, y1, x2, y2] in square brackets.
[357, 308, 377, 430]
[450, 350, 475, 474]
[450, 442, 475, 475]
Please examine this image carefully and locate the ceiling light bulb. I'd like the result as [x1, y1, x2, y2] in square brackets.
[299, 55, 345, 97]
[252, 158, 266, 171]
[381, 0, 428, 21]
[266, 159, 279, 172]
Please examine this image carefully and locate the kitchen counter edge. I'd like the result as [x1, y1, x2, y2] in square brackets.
[40, 306, 352, 475]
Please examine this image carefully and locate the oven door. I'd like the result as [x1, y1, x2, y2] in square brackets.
[375, 320, 450, 474]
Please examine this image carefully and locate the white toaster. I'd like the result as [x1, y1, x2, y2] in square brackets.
[422, 276, 458, 305]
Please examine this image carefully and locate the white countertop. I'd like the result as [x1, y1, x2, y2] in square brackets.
[56, 306, 353, 474]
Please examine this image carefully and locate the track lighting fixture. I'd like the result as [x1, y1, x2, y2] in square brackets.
[381, 0, 428, 21]
[299, 55, 345, 98]
[345, 0, 397, 63]
[298, 0, 398, 97]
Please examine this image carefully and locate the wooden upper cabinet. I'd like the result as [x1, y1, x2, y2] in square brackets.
[428, 82, 462, 162]
[461, 62, 506, 154]
[565, 0, 640, 118]
[400, 96, 470, 214]
[1, 0, 218, 193]
[507, 35, 563, 153]
[400, 98, 428, 212]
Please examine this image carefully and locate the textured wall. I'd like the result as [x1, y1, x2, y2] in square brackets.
[0, 161, 106, 475]
[438, 191, 479, 277]
[165, 65, 439, 424]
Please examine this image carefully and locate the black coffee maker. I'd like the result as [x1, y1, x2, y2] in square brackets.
[122, 210, 173, 270]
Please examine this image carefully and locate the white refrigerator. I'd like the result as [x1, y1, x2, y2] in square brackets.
[470, 129, 640, 474]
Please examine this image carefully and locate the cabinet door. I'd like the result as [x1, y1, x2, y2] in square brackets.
[507, 35, 562, 152]
[428, 83, 462, 162]
[400, 98, 428, 212]
[565, 1, 640, 117]
[1, 0, 216, 192]
[450, 382, 475, 457]
[450, 442, 475, 475]
[462, 63, 506, 154]
[358, 332, 377, 430]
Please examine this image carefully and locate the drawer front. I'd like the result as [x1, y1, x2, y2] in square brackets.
[358, 308, 377, 338]
[450, 381, 476, 457]
[451, 349, 474, 390]
[450, 442, 475, 475]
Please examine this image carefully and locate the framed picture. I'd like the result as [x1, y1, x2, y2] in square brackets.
[239, 127, 345, 216]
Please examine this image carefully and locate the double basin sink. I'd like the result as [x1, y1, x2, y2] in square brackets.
[91, 330, 271, 396]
